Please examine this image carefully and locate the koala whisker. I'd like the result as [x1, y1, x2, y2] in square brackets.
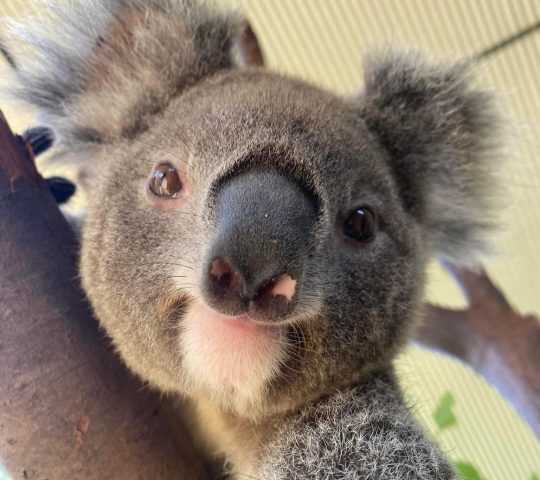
[173, 290, 201, 302]
[300, 279, 333, 290]
[170, 288, 199, 297]
[138, 261, 195, 271]
[276, 356, 303, 378]
[176, 211, 205, 219]
[284, 339, 319, 360]
[282, 322, 322, 360]
[171, 282, 199, 288]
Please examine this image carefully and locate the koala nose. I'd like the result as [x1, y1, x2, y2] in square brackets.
[203, 170, 318, 322]
[208, 256, 298, 317]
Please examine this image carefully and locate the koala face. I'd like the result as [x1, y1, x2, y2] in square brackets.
[81, 69, 425, 416]
[5, 0, 501, 419]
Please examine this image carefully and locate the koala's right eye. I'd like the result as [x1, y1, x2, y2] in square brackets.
[149, 163, 183, 198]
[341, 207, 377, 243]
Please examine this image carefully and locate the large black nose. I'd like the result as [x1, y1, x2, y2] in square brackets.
[203, 170, 318, 321]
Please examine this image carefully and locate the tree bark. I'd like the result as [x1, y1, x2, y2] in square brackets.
[416, 266, 540, 437]
[0, 111, 208, 480]
[235, 20, 265, 68]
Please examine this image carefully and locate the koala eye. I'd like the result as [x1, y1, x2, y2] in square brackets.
[149, 163, 182, 198]
[342, 207, 377, 242]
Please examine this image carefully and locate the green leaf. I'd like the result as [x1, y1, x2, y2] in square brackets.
[530, 474, 539, 480]
[455, 462, 483, 480]
[433, 391, 457, 430]
[0, 465, 11, 480]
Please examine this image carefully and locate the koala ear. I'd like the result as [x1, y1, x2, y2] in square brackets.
[2, 0, 241, 145]
[359, 49, 505, 266]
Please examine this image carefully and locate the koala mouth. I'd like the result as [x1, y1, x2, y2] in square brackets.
[180, 300, 287, 395]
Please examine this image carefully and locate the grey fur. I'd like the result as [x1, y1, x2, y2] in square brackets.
[360, 49, 504, 265]
[3, 1, 505, 478]
[259, 372, 454, 479]
[3, 0, 240, 143]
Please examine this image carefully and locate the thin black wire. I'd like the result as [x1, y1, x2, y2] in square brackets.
[0, 37, 16, 69]
[475, 19, 540, 60]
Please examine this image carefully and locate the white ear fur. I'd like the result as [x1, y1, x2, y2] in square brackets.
[2, 0, 240, 145]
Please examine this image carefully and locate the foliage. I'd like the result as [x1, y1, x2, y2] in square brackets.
[456, 461, 483, 480]
[432, 391, 538, 480]
[434, 391, 457, 431]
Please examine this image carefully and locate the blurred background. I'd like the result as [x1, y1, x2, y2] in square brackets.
[1, 1, 539, 478]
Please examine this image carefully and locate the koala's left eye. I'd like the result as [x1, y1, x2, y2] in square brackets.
[149, 163, 182, 198]
[342, 207, 377, 243]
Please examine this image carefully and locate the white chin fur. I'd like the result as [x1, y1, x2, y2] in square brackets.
[180, 300, 287, 414]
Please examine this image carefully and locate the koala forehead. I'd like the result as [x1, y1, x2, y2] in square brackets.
[139, 69, 396, 210]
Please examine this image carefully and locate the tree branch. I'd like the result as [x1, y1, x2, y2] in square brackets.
[235, 20, 265, 68]
[416, 266, 540, 437]
[0, 111, 208, 480]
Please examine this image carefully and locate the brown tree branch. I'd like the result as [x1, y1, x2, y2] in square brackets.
[0, 111, 208, 480]
[235, 20, 265, 68]
[416, 266, 540, 437]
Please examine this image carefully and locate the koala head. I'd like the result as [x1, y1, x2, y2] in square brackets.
[4, 0, 502, 417]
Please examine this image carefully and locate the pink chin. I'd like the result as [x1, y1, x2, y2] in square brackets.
[209, 311, 264, 333]
[182, 301, 284, 388]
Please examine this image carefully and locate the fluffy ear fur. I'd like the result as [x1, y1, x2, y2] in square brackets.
[359, 49, 505, 266]
[2, 0, 240, 145]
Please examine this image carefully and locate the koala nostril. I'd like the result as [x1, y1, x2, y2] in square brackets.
[243, 272, 298, 320]
[269, 274, 297, 301]
[255, 274, 297, 303]
[206, 257, 299, 319]
[210, 258, 241, 293]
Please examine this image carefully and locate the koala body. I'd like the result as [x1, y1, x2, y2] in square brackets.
[3, 1, 503, 478]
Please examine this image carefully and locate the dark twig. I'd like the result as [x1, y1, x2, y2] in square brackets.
[235, 20, 265, 68]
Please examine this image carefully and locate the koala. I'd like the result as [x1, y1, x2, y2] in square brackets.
[3, 0, 503, 478]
